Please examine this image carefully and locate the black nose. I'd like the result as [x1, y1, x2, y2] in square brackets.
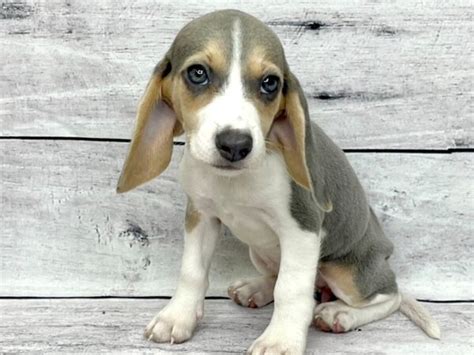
[215, 129, 253, 162]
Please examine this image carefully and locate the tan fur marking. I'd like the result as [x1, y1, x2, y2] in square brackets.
[251, 99, 279, 138]
[174, 40, 229, 137]
[245, 48, 284, 136]
[116, 69, 178, 193]
[278, 91, 312, 191]
[203, 40, 227, 74]
[161, 75, 184, 136]
[185, 199, 201, 233]
[173, 80, 214, 136]
[319, 262, 364, 306]
[179, 41, 227, 78]
[249, 61, 282, 77]
[246, 47, 282, 81]
[245, 48, 312, 191]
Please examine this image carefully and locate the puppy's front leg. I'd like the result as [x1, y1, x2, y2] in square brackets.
[145, 207, 220, 344]
[248, 227, 320, 355]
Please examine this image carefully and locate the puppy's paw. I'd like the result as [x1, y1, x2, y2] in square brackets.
[247, 328, 304, 355]
[144, 303, 199, 344]
[247, 338, 304, 355]
[228, 276, 275, 308]
[313, 301, 355, 333]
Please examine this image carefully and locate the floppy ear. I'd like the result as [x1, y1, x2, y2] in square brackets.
[268, 73, 312, 190]
[268, 72, 332, 212]
[116, 58, 182, 193]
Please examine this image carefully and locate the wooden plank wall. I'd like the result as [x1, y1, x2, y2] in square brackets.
[1, 0, 473, 303]
[1, 0, 472, 148]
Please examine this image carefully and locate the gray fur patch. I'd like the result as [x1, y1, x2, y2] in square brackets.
[286, 67, 398, 297]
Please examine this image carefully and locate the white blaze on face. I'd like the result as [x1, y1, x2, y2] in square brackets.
[189, 19, 265, 168]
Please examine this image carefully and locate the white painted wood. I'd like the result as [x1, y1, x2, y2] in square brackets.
[0, 0, 472, 148]
[1, 141, 472, 299]
[0, 299, 472, 354]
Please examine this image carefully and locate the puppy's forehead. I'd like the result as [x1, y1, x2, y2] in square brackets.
[168, 10, 287, 73]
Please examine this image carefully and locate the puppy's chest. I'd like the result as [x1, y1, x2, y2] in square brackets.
[213, 202, 275, 248]
[180, 153, 291, 248]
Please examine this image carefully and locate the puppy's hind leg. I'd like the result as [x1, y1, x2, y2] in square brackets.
[314, 293, 401, 333]
[313, 292, 441, 339]
[228, 276, 276, 308]
[228, 248, 278, 308]
[313, 257, 401, 333]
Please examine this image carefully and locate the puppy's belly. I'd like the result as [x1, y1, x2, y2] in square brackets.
[220, 209, 281, 272]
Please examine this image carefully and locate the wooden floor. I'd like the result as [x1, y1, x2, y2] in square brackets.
[1, 299, 472, 354]
[1, 0, 472, 354]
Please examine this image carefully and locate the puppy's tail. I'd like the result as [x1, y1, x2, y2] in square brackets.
[399, 293, 441, 339]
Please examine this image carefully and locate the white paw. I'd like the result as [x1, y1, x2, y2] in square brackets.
[247, 326, 305, 355]
[313, 301, 355, 333]
[247, 335, 304, 355]
[228, 276, 276, 308]
[144, 302, 199, 344]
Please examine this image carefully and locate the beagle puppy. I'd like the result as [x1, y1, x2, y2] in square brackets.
[117, 10, 440, 354]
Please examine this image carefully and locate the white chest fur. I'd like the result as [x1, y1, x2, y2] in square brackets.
[179, 149, 294, 261]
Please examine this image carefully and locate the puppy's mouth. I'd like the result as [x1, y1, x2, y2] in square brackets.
[211, 163, 244, 171]
[210, 161, 248, 175]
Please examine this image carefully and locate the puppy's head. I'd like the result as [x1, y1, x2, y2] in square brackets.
[117, 10, 312, 193]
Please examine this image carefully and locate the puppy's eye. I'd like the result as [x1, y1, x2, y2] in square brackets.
[187, 65, 209, 85]
[260, 75, 280, 95]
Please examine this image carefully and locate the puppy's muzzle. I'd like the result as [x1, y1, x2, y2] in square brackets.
[215, 129, 253, 162]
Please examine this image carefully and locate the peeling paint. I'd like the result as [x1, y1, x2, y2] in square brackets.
[267, 19, 327, 31]
[374, 25, 398, 36]
[312, 90, 402, 101]
[95, 224, 101, 244]
[142, 257, 151, 270]
[8, 29, 30, 35]
[0, 2, 33, 20]
[118, 222, 150, 248]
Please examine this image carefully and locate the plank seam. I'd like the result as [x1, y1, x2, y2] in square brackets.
[343, 148, 474, 154]
[1, 136, 472, 153]
[0, 296, 472, 303]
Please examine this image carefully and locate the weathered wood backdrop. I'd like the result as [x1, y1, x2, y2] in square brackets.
[0, 0, 473, 353]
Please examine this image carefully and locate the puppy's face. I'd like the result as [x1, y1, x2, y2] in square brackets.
[117, 10, 313, 194]
[168, 15, 287, 175]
